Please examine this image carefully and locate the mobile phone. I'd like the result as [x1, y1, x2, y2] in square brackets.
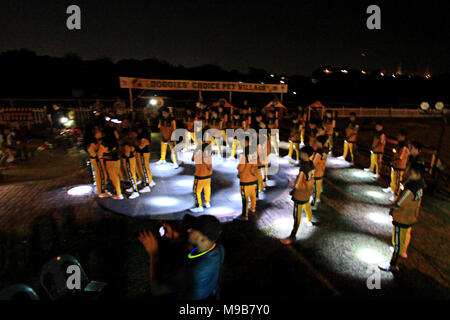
[159, 226, 166, 237]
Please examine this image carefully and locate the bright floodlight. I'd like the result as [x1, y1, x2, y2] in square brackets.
[150, 98, 158, 106]
[67, 185, 92, 196]
[420, 101, 430, 110]
[59, 117, 69, 124]
[435, 101, 444, 111]
[356, 248, 384, 264]
[148, 196, 179, 207]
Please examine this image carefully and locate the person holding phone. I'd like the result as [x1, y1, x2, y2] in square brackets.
[138, 214, 225, 301]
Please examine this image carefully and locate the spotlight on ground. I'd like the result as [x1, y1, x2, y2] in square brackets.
[260, 217, 315, 240]
[326, 157, 351, 168]
[207, 206, 236, 216]
[175, 178, 193, 187]
[266, 179, 277, 187]
[230, 193, 242, 202]
[355, 248, 384, 264]
[147, 196, 179, 207]
[352, 170, 371, 178]
[366, 190, 385, 199]
[367, 212, 392, 225]
[67, 185, 92, 196]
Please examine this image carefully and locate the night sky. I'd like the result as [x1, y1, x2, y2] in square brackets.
[1, 0, 449, 75]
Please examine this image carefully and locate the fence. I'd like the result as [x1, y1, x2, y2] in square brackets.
[1, 98, 448, 128]
[327, 107, 448, 118]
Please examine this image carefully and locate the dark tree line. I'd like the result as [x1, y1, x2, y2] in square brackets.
[0, 49, 449, 108]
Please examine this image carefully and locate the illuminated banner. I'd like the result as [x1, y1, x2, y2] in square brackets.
[119, 77, 287, 93]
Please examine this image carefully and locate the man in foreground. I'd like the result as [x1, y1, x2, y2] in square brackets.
[139, 214, 225, 300]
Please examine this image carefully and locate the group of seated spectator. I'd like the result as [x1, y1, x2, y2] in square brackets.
[0, 124, 30, 168]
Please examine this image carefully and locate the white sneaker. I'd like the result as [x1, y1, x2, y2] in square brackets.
[139, 186, 151, 193]
[389, 195, 396, 202]
[136, 180, 142, 185]
[173, 163, 179, 169]
[126, 187, 134, 193]
[189, 206, 204, 213]
[204, 202, 211, 208]
[129, 192, 140, 199]
[364, 168, 372, 172]
[156, 160, 166, 165]
[111, 194, 124, 200]
[149, 181, 156, 187]
[294, 160, 300, 165]
[338, 156, 345, 160]
[284, 155, 292, 160]
[258, 192, 265, 200]
[382, 187, 393, 193]
[373, 174, 380, 179]
[98, 192, 110, 198]
[305, 220, 313, 227]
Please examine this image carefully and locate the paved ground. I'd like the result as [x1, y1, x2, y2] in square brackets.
[0, 123, 449, 300]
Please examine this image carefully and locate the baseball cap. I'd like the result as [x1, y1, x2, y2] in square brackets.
[183, 214, 222, 242]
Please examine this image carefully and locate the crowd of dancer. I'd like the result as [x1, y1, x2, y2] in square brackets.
[83, 98, 430, 272]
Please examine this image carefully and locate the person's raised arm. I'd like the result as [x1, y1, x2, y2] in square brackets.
[138, 231, 174, 296]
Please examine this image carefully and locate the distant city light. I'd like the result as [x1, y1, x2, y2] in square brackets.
[150, 98, 158, 106]
[341, 69, 348, 74]
[380, 72, 385, 76]
[280, 80, 285, 84]
[425, 74, 431, 79]
[270, 74, 274, 77]
[67, 185, 92, 196]
[361, 70, 367, 74]
[293, 91, 297, 95]
[59, 117, 69, 124]
[323, 69, 332, 74]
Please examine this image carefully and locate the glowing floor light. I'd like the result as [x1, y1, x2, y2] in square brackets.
[175, 178, 193, 187]
[147, 196, 180, 207]
[265, 179, 277, 187]
[366, 190, 386, 199]
[352, 170, 373, 178]
[356, 248, 385, 264]
[367, 212, 392, 225]
[230, 193, 242, 202]
[326, 157, 351, 168]
[67, 185, 92, 196]
[286, 167, 299, 176]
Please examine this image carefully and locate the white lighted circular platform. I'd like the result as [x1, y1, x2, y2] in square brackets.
[98, 155, 289, 221]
